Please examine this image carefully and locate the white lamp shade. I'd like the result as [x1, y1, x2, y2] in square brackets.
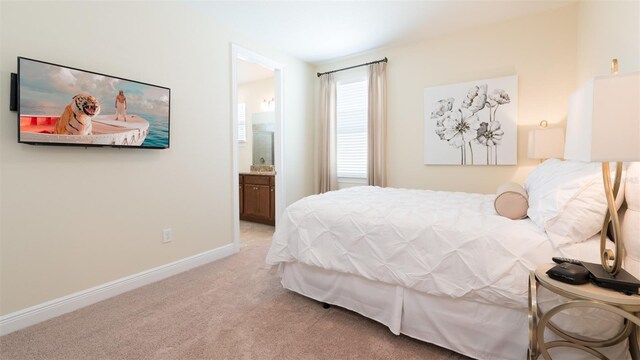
[564, 72, 640, 162]
[528, 127, 565, 159]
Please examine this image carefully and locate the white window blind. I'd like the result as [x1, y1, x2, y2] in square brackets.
[336, 80, 368, 179]
[238, 103, 246, 142]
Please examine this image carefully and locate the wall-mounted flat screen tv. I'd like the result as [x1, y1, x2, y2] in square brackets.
[17, 57, 170, 149]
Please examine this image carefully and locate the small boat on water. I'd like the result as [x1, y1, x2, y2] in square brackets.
[20, 114, 150, 146]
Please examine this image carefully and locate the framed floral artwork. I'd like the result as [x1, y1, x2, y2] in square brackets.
[424, 75, 517, 165]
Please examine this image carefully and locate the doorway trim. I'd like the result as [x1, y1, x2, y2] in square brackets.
[231, 44, 285, 250]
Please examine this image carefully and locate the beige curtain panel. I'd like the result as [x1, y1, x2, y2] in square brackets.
[368, 62, 387, 187]
[318, 73, 337, 193]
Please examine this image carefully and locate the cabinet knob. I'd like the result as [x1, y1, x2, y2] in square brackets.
[270, 189, 274, 192]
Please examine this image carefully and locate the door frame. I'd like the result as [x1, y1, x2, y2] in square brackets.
[231, 44, 284, 250]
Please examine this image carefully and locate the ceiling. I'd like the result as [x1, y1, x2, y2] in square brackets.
[191, 0, 574, 64]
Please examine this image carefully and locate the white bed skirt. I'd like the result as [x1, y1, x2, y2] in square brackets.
[281, 262, 630, 360]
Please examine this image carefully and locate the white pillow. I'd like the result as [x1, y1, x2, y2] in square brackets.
[525, 159, 625, 247]
[622, 162, 640, 277]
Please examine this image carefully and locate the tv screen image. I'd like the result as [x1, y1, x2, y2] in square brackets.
[18, 57, 170, 149]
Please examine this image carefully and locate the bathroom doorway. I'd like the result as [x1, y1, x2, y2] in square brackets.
[231, 44, 284, 250]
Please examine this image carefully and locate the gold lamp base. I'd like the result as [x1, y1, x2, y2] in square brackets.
[600, 161, 624, 275]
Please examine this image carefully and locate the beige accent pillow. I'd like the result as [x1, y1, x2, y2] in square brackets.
[494, 182, 529, 220]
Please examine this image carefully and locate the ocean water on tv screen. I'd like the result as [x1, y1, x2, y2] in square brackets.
[141, 113, 169, 148]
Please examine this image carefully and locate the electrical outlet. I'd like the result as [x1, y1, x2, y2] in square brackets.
[162, 228, 172, 243]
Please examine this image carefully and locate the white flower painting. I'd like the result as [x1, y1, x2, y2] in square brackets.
[424, 75, 517, 165]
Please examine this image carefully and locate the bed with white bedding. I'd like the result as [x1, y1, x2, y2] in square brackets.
[266, 160, 640, 360]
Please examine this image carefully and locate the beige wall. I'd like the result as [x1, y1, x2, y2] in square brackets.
[2, 0, 637, 318]
[238, 77, 275, 173]
[576, 0, 640, 83]
[316, 4, 580, 194]
[0, 1, 315, 315]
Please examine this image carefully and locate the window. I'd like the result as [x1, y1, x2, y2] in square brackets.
[336, 79, 368, 180]
[238, 102, 246, 142]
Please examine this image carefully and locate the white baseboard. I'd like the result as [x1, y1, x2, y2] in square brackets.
[0, 243, 238, 336]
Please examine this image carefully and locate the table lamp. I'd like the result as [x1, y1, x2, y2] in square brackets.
[564, 65, 640, 275]
[528, 120, 565, 161]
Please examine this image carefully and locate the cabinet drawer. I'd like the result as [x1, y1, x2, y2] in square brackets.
[244, 175, 270, 185]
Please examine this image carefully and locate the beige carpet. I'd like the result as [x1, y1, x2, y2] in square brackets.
[0, 221, 470, 360]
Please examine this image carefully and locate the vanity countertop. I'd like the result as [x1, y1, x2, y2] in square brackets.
[240, 171, 275, 176]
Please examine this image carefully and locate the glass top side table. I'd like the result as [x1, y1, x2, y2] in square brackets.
[529, 263, 640, 360]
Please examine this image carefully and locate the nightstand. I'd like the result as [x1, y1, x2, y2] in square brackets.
[528, 263, 640, 360]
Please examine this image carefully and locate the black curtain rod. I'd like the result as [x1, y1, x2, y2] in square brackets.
[317, 57, 388, 77]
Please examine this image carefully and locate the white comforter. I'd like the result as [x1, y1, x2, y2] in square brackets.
[266, 186, 602, 309]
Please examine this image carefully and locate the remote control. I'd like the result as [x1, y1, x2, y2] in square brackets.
[552, 257, 583, 266]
